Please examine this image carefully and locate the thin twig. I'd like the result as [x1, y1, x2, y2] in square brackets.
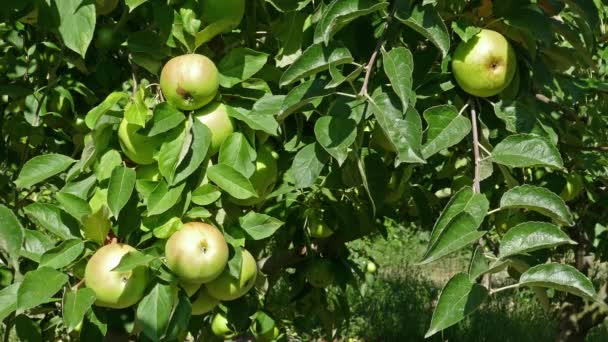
[486, 208, 502, 216]
[490, 283, 520, 295]
[359, 1, 398, 96]
[470, 102, 481, 193]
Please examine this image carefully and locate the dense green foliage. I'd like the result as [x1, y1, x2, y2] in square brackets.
[1, 0, 608, 341]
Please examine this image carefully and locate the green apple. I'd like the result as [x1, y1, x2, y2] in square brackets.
[366, 261, 377, 273]
[201, 0, 245, 32]
[308, 214, 333, 239]
[179, 281, 201, 297]
[305, 259, 335, 288]
[193, 102, 235, 156]
[452, 29, 516, 97]
[95, 26, 116, 50]
[160, 54, 219, 111]
[205, 249, 258, 301]
[229, 143, 279, 206]
[96, 0, 119, 15]
[560, 174, 584, 202]
[84, 243, 149, 309]
[211, 313, 235, 338]
[165, 222, 229, 284]
[118, 119, 163, 165]
[191, 287, 220, 315]
[258, 326, 280, 342]
[136, 164, 161, 181]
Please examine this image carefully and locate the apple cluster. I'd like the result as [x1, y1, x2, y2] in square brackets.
[82, 1, 269, 337]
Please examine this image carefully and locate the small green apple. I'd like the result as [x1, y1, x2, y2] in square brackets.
[308, 214, 333, 239]
[229, 143, 279, 206]
[95, 26, 116, 50]
[96, 0, 119, 15]
[452, 29, 516, 97]
[560, 174, 584, 202]
[211, 313, 235, 338]
[258, 326, 280, 342]
[205, 249, 258, 301]
[165, 222, 229, 284]
[84, 243, 149, 309]
[160, 54, 219, 111]
[118, 119, 163, 165]
[191, 287, 220, 315]
[201, 0, 245, 32]
[193, 102, 235, 156]
[305, 259, 335, 288]
[366, 261, 377, 273]
[136, 164, 161, 181]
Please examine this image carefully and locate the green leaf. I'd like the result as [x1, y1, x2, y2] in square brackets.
[15, 154, 75, 189]
[226, 102, 280, 136]
[291, 143, 329, 189]
[492, 134, 564, 169]
[314, 116, 357, 166]
[425, 273, 488, 337]
[13, 315, 42, 342]
[422, 105, 471, 158]
[0, 205, 24, 263]
[126, 0, 147, 12]
[124, 88, 151, 127]
[500, 185, 574, 226]
[56, 192, 91, 223]
[63, 288, 96, 332]
[451, 22, 482, 42]
[419, 212, 486, 264]
[499, 222, 576, 258]
[279, 42, 353, 86]
[147, 182, 186, 216]
[468, 246, 490, 281]
[519, 263, 597, 301]
[227, 247, 243, 279]
[381, 47, 415, 110]
[207, 164, 258, 199]
[164, 292, 192, 341]
[314, 0, 388, 44]
[56, 0, 96, 57]
[0, 282, 19, 321]
[17, 267, 68, 313]
[368, 91, 425, 164]
[24, 203, 80, 240]
[278, 79, 332, 121]
[219, 48, 269, 88]
[173, 119, 211, 185]
[239, 212, 285, 240]
[107, 166, 136, 218]
[81, 207, 111, 245]
[157, 122, 189, 184]
[492, 99, 536, 133]
[21, 230, 55, 263]
[136, 283, 176, 341]
[39, 239, 84, 269]
[148, 103, 186, 137]
[397, 4, 450, 58]
[112, 250, 157, 272]
[191, 184, 222, 206]
[95, 150, 123, 181]
[85, 92, 129, 129]
[218, 133, 257, 178]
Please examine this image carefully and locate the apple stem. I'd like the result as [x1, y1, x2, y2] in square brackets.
[71, 278, 85, 291]
[359, 1, 398, 97]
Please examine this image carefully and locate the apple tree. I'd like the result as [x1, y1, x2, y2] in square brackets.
[0, 0, 607, 341]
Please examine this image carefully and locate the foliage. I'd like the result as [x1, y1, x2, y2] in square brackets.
[1, 0, 608, 340]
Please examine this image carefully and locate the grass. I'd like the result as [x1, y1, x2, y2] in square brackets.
[340, 221, 560, 341]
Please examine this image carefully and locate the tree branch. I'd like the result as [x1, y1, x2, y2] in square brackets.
[359, 1, 398, 96]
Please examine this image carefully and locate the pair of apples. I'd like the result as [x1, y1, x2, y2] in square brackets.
[84, 222, 257, 315]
